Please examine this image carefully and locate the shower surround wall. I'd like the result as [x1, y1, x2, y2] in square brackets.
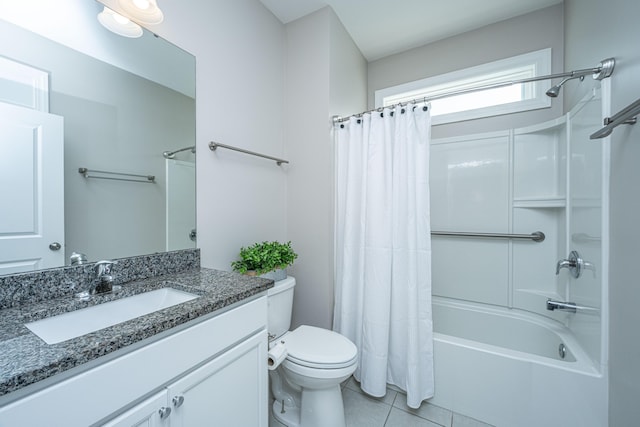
[428, 82, 607, 426]
[431, 81, 605, 368]
[431, 121, 567, 316]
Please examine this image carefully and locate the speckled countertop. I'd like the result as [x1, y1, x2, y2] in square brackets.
[0, 268, 273, 397]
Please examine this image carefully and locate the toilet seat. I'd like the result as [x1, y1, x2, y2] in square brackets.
[281, 325, 358, 369]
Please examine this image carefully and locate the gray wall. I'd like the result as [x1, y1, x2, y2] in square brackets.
[155, 0, 289, 272]
[367, 5, 564, 139]
[564, 0, 640, 424]
[284, 8, 367, 329]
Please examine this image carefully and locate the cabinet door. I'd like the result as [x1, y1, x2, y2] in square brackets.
[101, 391, 169, 427]
[167, 331, 267, 427]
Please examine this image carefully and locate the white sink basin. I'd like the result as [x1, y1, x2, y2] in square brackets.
[25, 287, 199, 344]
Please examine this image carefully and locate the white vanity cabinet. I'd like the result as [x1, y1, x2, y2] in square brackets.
[0, 296, 268, 427]
[102, 391, 168, 427]
[104, 330, 266, 427]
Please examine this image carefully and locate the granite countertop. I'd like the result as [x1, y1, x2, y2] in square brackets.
[0, 268, 273, 397]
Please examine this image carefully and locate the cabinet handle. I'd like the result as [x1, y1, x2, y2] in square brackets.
[158, 407, 172, 420]
[172, 395, 185, 408]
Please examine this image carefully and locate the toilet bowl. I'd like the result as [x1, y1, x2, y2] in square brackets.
[271, 326, 357, 427]
[267, 278, 357, 427]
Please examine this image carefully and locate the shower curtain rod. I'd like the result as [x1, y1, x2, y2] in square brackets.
[332, 58, 615, 124]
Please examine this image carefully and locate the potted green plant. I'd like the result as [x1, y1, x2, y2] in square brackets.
[231, 241, 298, 280]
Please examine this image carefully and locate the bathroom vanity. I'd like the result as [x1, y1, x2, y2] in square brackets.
[0, 256, 271, 426]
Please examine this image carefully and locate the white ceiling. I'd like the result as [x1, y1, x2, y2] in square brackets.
[259, 0, 562, 61]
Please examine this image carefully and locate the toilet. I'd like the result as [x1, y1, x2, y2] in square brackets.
[267, 276, 357, 427]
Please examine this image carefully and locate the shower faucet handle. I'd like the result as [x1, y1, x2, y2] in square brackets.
[555, 251, 584, 278]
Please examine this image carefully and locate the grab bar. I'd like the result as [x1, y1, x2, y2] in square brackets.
[78, 167, 155, 183]
[431, 230, 545, 242]
[208, 141, 289, 165]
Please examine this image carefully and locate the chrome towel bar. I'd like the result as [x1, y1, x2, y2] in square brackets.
[431, 230, 545, 242]
[208, 141, 289, 165]
[78, 168, 156, 183]
[590, 97, 639, 139]
[163, 145, 195, 159]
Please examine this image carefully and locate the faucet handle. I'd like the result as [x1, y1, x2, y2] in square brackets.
[555, 251, 583, 278]
[95, 260, 117, 276]
[555, 259, 574, 275]
[583, 260, 597, 278]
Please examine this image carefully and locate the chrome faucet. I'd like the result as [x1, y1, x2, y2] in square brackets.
[69, 252, 88, 266]
[74, 260, 119, 300]
[555, 251, 584, 278]
[556, 250, 596, 278]
[92, 260, 118, 295]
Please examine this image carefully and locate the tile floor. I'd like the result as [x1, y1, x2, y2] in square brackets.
[270, 376, 495, 427]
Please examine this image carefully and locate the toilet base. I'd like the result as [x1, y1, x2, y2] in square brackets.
[272, 398, 300, 427]
[299, 384, 347, 427]
[271, 385, 347, 427]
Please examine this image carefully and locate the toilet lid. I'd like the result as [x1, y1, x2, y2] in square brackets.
[281, 325, 357, 369]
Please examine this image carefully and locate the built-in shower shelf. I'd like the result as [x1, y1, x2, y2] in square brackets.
[513, 197, 566, 208]
[570, 197, 601, 208]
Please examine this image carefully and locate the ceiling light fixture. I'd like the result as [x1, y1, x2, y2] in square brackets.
[118, 0, 164, 25]
[97, 6, 143, 38]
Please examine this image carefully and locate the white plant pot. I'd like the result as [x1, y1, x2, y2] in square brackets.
[260, 268, 287, 281]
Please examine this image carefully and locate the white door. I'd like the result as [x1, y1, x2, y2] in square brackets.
[0, 102, 64, 274]
[165, 159, 195, 251]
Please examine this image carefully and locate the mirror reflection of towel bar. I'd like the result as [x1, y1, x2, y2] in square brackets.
[431, 231, 545, 242]
[78, 167, 156, 183]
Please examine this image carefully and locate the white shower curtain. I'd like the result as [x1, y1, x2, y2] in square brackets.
[333, 103, 434, 409]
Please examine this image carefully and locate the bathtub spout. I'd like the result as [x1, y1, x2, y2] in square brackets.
[546, 299, 577, 313]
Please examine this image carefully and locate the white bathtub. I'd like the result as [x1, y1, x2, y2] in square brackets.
[429, 297, 607, 427]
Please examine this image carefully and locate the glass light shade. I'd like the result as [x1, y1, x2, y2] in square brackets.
[97, 7, 143, 38]
[133, 0, 151, 9]
[118, 0, 164, 25]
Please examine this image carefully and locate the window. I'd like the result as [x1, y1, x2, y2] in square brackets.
[375, 49, 551, 125]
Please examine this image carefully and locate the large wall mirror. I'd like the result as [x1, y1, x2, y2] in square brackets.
[0, 1, 196, 276]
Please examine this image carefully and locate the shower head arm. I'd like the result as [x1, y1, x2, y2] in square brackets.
[543, 58, 615, 84]
[544, 58, 615, 97]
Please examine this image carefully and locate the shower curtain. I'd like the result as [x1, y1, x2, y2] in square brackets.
[333, 103, 434, 408]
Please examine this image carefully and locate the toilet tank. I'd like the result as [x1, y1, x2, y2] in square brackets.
[267, 276, 296, 340]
